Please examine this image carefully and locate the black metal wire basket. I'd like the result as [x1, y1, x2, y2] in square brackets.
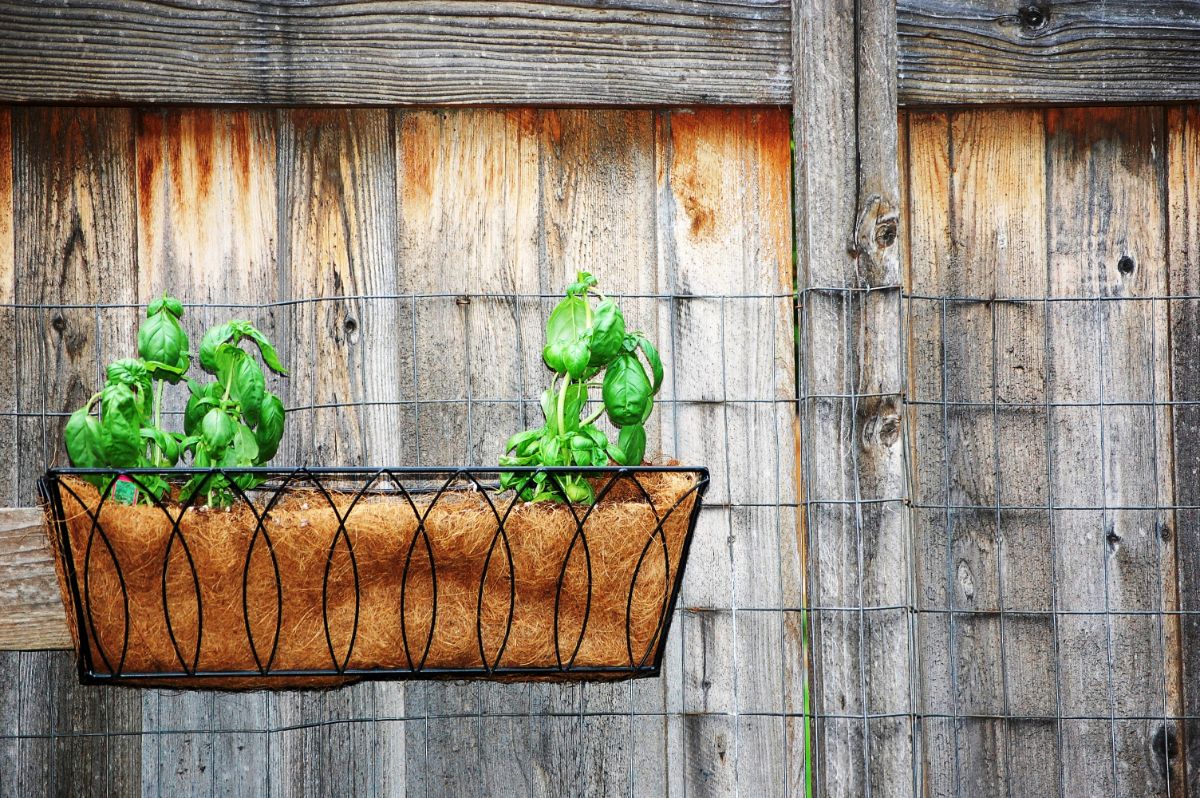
[38, 466, 708, 688]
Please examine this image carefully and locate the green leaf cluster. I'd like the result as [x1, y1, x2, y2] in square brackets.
[63, 296, 288, 507]
[500, 272, 664, 504]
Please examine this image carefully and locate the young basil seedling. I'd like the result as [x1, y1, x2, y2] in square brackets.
[500, 272, 664, 503]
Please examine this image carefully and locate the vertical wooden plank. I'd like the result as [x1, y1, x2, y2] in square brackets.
[793, 1, 911, 795]
[906, 109, 1057, 795]
[1046, 106, 1176, 797]
[134, 107, 279, 798]
[271, 107, 402, 798]
[0, 108, 13, 508]
[539, 108, 659, 798]
[397, 107, 541, 798]
[658, 106, 794, 797]
[1166, 104, 1200, 794]
[0, 115, 18, 797]
[11, 106, 141, 797]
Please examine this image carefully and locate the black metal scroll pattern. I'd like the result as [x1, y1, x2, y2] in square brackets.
[38, 466, 709, 685]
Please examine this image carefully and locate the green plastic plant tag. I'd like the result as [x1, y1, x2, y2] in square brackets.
[112, 476, 138, 506]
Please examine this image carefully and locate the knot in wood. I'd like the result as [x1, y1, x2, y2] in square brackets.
[1018, 4, 1048, 31]
[857, 395, 902, 449]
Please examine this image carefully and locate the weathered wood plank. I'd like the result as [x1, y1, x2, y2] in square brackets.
[1166, 104, 1200, 794]
[271, 107, 402, 798]
[794, 0, 911, 795]
[134, 107, 280, 798]
[0, 508, 69, 649]
[1045, 106, 1177, 797]
[0, 108, 12, 509]
[658, 106, 793, 797]
[540, 107, 658, 797]
[396, 106, 542, 798]
[906, 108, 1058, 795]
[10, 105, 141, 798]
[898, 0, 1200, 106]
[0, 0, 790, 107]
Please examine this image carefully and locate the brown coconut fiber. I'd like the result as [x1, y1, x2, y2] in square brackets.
[44, 471, 702, 689]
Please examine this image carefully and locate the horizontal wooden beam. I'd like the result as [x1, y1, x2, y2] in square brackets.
[0, 1, 791, 106]
[898, 0, 1200, 106]
[0, 508, 70, 650]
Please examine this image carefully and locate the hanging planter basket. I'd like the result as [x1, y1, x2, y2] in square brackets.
[38, 466, 707, 689]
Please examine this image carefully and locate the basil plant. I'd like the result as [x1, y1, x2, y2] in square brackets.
[500, 272, 663, 503]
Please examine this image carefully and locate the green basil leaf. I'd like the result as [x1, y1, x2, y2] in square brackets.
[198, 322, 235, 373]
[545, 295, 590, 348]
[541, 387, 559, 434]
[564, 272, 598, 297]
[140, 427, 180, 466]
[254, 392, 285, 463]
[581, 424, 608, 449]
[228, 353, 266, 424]
[602, 353, 652, 427]
[135, 474, 170, 502]
[617, 424, 647, 466]
[184, 384, 220, 436]
[561, 478, 594, 504]
[98, 384, 142, 467]
[587, 299, 625, 367]
[633, 334, 664, 394]
[560, 383, 588, 433]
[563, 340, 590, 379]
[223, 424, 259, 466]
[105, 358, 153, 417]
[64, 408, 104, 468]
[505, 428, 541, 455]
[233, 321, 288, 375]
[147, 295, 184, 319]
[201, 407, 236, 451]
[138, 312, 190, 382]
[542, 342, 568, 374]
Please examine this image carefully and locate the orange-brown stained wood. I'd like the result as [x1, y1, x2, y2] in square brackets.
[658, 106, 795, 795]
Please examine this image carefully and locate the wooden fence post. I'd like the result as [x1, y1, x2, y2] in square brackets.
[793, 0, 913, 795]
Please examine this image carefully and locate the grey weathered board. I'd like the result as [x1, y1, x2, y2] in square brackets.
[0, 0, 791, 107]
[8, 1, 1200, 108]
[0, 106, 796, 796]
[904, 106, 1188, 794]
[897, 0, 1200, 107]
[794, 0, 911, 795]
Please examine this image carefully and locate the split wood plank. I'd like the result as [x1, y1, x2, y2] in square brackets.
[0, 108, 12, 508]
[0, 0, 790, 107]
[793, 0, 911, 795]
[270, 107, 403, 798]
[134, 107, 280, 798]
[898, 0, 1200, 107]
[1166, 104, 1200, 794]
[0, 508, 68, 650]
[9, 105, 142, 798]
[1045, 106, 1179, 797]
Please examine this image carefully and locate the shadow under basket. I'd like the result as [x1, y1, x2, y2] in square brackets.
[37, 466, 708, 689]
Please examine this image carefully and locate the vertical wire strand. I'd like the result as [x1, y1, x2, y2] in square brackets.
[718, 295, 740, 797]
[940, 295, 962, 794]
[990, 291, 1015, 798]
[1096, 292, 1122, 788]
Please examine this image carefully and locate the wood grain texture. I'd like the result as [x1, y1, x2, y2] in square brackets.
[0, 508, 69, 649]
[1045, 106, 1177, 797]
[397, 107, 542, 797]
[794, 0, 911, 795]
[271, 107, 403, 798]
[1168, 103, 1200, 797]
[659, 106, 794, 797]
[9, 105, 141, 798]
[905, 108, 1059, 796]
[898, 0, 1200, 106]
[0, 108, 12, 509]
[135, 107, 279, 798]
[0, 0, 790, 107]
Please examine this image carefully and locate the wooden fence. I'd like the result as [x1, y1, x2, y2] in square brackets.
[3, 1, 1200, 796]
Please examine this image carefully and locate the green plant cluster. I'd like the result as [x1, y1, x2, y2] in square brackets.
[64, 296, 288, 506]
[499, 272, 663, 503]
